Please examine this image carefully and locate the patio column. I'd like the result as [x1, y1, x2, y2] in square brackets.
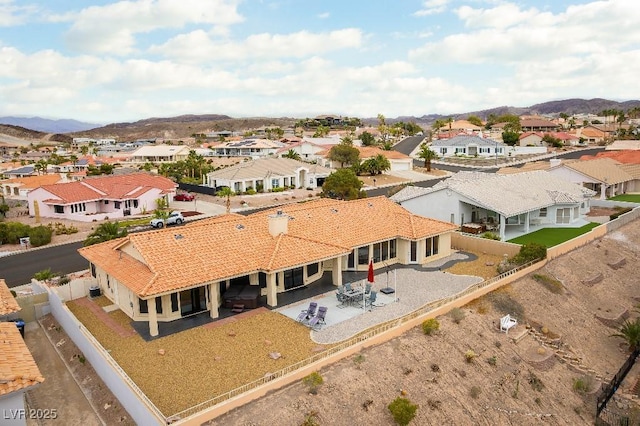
[499, 215, 506, 241]
[524, 212, 530, 234]
[209, 284, 219, 319]
[148, 302, 159, 337]
[332, 257, 342, 287]
[266, 272, 278, 307]
[600, 183, 607, 200]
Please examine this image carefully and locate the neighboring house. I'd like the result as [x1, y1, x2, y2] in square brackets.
[430, 135, 506, 158]
[0, 280, 44, 426]
[436, 120, 483, 137]
[78, 196, 458, 337]
[1, 174, 66, 199]
[520, 118, 560, 132]
[318, 146, 413, 171]
[203, 157, 334, 192]
[576, 126, 607, 144]
[126, 145, 192, 164]
[553, 132, 581, 146]
[27, 173, 177, 221]
[276, 140, 326, 162]
[210, 139, 284, 158]
[605, 140, 640, 151]
[497, 161, 551, 175]
[51, 155, 117, 174]
[2, 166, 35, 179]
[390, 170, 595, 241]
[548, 157, 634, 199]
[519, 132, 544, 147]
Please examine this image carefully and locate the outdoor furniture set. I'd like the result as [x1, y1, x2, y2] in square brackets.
[296, 302, 328, 330]
[336, 283, 377, 309]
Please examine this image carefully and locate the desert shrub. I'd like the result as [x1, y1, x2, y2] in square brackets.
[470, 386, 482, 399]
[430, 363, 440, 372]
[245, 188, 257, 195]
[610, 207, 632, 220]
[300, 411, 320, 426]
[388, 397, 418, 426]
[422, 318, 440, 335]
[353, 354, 365, 368]
[485, 287, 525, 319]
[272, 187, 286, 193]
[58, 275, 71, 286]
[532, 273, 563, 294]
[512, 242, 547, 265]
[464, 350, 477, 363]
[487, 356, 497, 366]
[302, 372, 324, 394]
[47, 222, 79, 235]
[528, 372, 545, 391]
[449, 307, 465, 324]
[481, 232, 500, 240]
[28, 225, 53, 247]
[0, 222, 31, 244]
[427, 399, 441, 410]
[33, 268, 56, 282]
[572, 376, 594, 395]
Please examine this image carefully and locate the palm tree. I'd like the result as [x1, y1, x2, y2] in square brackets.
[83, 221, 128, 246]
[417, 144, 438, 172]
[611, 316, 640, 352]
[216, 187, 234, 214]
[282, 149, 301, 161]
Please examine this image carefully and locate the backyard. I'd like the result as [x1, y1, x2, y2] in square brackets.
[507, 222, 600, 247]
[609, 194, 640, 203]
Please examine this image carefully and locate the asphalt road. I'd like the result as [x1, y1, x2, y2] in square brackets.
[1, 241, 87, 288]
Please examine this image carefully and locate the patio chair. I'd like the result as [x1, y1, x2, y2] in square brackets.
[296, 302, 318, 322]
[361, 290, 377, 309]
[308, 306, 328, 330]
[344, 282, 352, 292]
[500, 314, 517, 334]
[336, 289, 348, 307]
[364, 283, 372, 294]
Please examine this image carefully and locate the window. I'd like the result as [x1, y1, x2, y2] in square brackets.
[574, 206, 579, 219]
[259, 273, 267, 289]
[133, 200, 139, 208]
[171, 293, 179, 312]
[425, 236, 439, 257]
[390, 239, 397, 258]
[373, 243, 381, 262]
[104, 200, 109, 204]
[284, 267, 304, 290]
[155, 297, 163, 314]
[440, 147, 448, 155]
[90, 264, 96, 278]
[114, 201, 121, 209]
[556, 208, 571, 224]
[381, 241, 389, 261]
[271, 178, 280, 188]
[347, 250, 355, 269]
[307, 262, 319, 276]
[139, 298, 148, 314]
[539, 207, 547, 217]
[410, 241, 417, 262]
[358, 246, 369, 265]
[54, 205, 64, 214]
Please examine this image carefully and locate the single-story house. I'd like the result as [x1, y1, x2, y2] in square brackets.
[78, 196, 458, 337]
[1, 174, 66, 199]
[390, 170, 595, 241]
[210, 139, 284, 158]
[547, 157, 634, 199]
[203, 157, 334, 192]
[430, 135, 506, 158]
[520, 118, 560, 132]
[27, 173, 177, 221]
[0, 280, 45, 426]
[519, 132, 544, 147]
[319, 146, 413, 172]
[2, 166, 36, 179]
[605, 140, 640, 151]
[276, 140, 326, 163]
[126, 145, 192, 164]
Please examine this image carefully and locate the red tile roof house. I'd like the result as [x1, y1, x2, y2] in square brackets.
[78, 196, 457, 337]
[26, 173, 177, 222]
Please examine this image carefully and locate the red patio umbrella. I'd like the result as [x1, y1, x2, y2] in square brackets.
[367, 259, 374, 284]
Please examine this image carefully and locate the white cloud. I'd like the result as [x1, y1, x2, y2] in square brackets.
[150, 28, 364, 62]
[317, 12, 329, 19]
[57, 0, 243, 55]
[0, 0, 37, 26]
[413, 0, 450, 17]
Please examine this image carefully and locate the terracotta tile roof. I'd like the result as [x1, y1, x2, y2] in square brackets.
[79, 197, 456, 297]
[356, 147, 411, 160]
[585, 150, 640, 164]
[2, 174, 63, 189]
[0, 279, 21, 317]
[0, 323, 44, 396]
[37, 173, 176, 204]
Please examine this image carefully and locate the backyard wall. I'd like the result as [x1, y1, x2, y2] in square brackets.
[451, 233, 521, 257]
[46, 287, 164, 426]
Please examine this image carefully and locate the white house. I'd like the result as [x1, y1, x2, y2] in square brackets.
[126, 145, 192, 164]
[210, 139, 284, 158]
[391, 170, 595, 241]
[547, 157, 634, 200]
[276, 140, 327, 163]
[430, 135, 506, 158]
[203, 157, 334, 192]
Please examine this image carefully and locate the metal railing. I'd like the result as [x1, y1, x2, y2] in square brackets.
[596, 348, 639, 419]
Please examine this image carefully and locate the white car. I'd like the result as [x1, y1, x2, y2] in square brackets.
[150, 211, 184, 228]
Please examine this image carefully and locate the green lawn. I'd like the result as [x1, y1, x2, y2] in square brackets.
[608, 194, 640, 203]
[507, 222, 601, 247]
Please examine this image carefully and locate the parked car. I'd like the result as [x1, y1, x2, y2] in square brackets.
[173, 192, 195, 201]
[150, 211, 184, 228]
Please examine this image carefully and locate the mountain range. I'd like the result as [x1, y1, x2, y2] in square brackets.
[1, 98, 639, 139]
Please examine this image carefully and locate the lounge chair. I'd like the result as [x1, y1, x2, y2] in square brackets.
[296, 302, 318, 322]
[308, 306, 328, 330]
[500, 314, 517, 334]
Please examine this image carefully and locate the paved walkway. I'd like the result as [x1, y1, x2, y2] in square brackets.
[24, 322, 101, 426]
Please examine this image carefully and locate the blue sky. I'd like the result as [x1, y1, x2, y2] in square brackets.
[0, 0, 638, 124]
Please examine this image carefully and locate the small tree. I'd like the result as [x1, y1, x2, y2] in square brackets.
[321, 169, 365, 200]
[388, 397, 418, 426]
[360, 131, 376, 146]
[216, 187, 234, 214]
[34, 268, 56, 282]
[417, 144, 438, 171]
[302, 372, 324, 395]
[282, 149, 301, 161]
[611, 317, 640, 352]
[28, 225, 52, 247]
[83, 221, 128, 246]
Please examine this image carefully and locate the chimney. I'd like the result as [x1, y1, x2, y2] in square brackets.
[268, 210, 288, 236]
[549, 158, 561, 168]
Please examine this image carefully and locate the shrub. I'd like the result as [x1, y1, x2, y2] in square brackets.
[0, 222, 31, 244]
[300, 411, 319, 426]
[58, 275, 71, 286]
[422, 318, 440, 335]
[430, 363, 440, 372]
[10, 290, 16, 297]
[470, 386, 482, 399]
[28, 225, 53, 247]
[610, 207, 632, 220]
[572, 376, 594, 395]
[481, 232, 500, 240]
[388, 397, 418, 426]
[302, 372, 324, 394]
[487, 356, 497, 366]
[512, 242, 547, 265]
[529, 372, 544, 391]
[532, 273, 563, 294]
[33, 268, 56, 282]
[353, 354, 365, 368]
[272, 187, 286, 193]
[449, 307, 465, 324]
[464, 350, 477, 363]
[245, 188, 257, 195]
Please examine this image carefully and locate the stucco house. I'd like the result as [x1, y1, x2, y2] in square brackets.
[547, 157, 634, 199]
[430, 135, 506, 158]
[519, 132, 544, 147]
[210, 139, 284, 158]
[78, 196, 458, 337]
[391, 170, 595, 241]
[2, 174, 65, 199]
[27, 173, 177, 221]
[126, 145, 192, 164]
[276, 140, 326, 163]
[0, 279, 44, 426]
[319, 146, 413, 172]
[203, 157, 334, 192]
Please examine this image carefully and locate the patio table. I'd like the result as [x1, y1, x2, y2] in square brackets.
[343, 288, 364, 306]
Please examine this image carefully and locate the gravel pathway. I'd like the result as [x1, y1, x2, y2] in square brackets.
[310, 253, 483, 344]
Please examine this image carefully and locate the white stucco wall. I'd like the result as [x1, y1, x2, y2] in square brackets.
[0, 392, 27, 426]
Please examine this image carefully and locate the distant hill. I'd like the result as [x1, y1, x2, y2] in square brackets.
[0, 116, 101, 133]
[0, 124, 72, 145]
